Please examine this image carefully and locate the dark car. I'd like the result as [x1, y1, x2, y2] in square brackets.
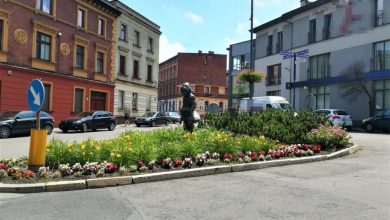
[166, 111, 181, 124]
[135, 111, 170, 127]
[0, 111, 54, 139]
[362, 109, 390, 133]
[59, 111, 116, 133]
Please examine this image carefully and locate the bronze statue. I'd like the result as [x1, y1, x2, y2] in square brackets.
[180, 82, 196, 132]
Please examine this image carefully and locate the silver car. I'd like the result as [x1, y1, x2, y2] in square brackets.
[315, 109, 353, 131]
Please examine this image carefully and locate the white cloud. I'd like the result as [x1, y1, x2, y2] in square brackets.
[252, 0, 300, 8]
[184, 11, 204, 24]
[159, 35, 186, 63]
[236, 22, 248, 36]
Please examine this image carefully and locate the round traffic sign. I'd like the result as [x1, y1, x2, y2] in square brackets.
[27, 79, 45, 112]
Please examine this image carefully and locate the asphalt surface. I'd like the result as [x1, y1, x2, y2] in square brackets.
[0, 132, 389, 220]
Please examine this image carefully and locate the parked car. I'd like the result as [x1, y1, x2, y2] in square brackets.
[193, 111, 201, 122]
[59, 111, 116, 133]
[135, 111, 170, 127]
[0, 111, 54, 139]
[362, 109, 390, 133]
[166, 111, 181, 124]
[314, 109, 353, 131]
[239, 96, 292, 113]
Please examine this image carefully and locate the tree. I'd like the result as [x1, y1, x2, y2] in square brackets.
[340, 61, 375, 116]
[238, 70, 264, 99]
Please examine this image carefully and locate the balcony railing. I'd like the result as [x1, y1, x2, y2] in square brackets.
[307, 65, 331, 80]
[376, 10, 384, 26]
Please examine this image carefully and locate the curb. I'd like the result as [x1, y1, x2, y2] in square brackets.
[0, 145, 359, 193]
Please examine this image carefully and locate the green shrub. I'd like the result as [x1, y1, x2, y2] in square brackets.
[307, 125, 351, 150]
[156, 142, 181, 162]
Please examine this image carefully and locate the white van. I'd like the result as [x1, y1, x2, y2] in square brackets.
[239, 96, 292, 113]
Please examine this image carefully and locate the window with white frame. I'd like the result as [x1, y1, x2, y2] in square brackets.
[37, 0, 52, 14]
[310, 85, 330, 109]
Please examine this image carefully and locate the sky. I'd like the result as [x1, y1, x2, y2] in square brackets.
[121, 0, 301, 63]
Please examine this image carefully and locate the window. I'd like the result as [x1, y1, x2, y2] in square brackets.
[374, 40, 390, 71]
[96, 51, 104, 73]
[146, 95, 151, 111]
[120, 24, 127, 41]
[119, 55, 126, 75]
[266, 90, 281, 96]
[77, 8, 86, 28]
[309, 53, 330, 80]
[374, 79, 390, 109]
[147, 64, 152, 82]
[37, 0, 52, 14]
[205, 101, 209, 111]
[133, 60, 139, 78]
[308, 19, 316, 44]
[323, 14, 332, 40]
[74, 88, 84, 113]
[276, 32, 283, 53]
[98, 18, 105, 36]
[266, 64, 281, 86]
[147, 37, 153, 52]
[134, 30, 140, 46]
[204, 86, 210, 93]
[219, 102, 223, 111]
[118, 90, 124, 110]
[310, 85, 330, 109]
[76, 45, 84, 69]
[376, 0, 384, 26]
[42, 83, 51, 111]
[132, 93, 138, 110]
[267, 35, 273, 55]
[36, 32, 51, 61]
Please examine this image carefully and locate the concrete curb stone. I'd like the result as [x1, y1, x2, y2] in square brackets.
[46, 180, 86, 192]
[0, 145, 359, 193]
[0, 183, 45, 193]
[86, 176, 132, 188]
[133, 165, 231, 184]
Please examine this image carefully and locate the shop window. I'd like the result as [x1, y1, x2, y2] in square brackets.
[309, 85, 330, 109]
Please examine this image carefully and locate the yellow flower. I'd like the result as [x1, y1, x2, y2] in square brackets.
[81, 144, 85, 150]
[68, 149, 72, 152]
[110, 152, 115, 157]
[116, 154, 121, 158]
[96, 146, 101, 151]
[89, 152, 93, 155]
[67, 143, 73, 148]
[82, 152, 85, 156]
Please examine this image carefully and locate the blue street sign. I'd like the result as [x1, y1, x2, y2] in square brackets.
[27, 79, 45, 112]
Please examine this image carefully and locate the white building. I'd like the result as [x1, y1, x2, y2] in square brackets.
[110, 1, 161, 117]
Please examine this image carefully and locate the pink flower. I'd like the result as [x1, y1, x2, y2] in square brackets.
[223, 153, 232, 160]
[0, 163, 8, 170]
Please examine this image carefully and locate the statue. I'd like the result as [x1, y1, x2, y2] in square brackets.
[180, 82, 196, 132]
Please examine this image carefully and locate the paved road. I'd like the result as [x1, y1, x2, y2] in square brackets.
[0, 132, 389, 220]
[0, 124, 177, 159]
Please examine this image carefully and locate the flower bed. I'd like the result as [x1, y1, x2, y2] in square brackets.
[0, 126, 350, 184]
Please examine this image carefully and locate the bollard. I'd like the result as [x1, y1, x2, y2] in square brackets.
[28, 129, 48, 172]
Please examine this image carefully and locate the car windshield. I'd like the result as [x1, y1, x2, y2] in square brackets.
[374, 110, 385, 117]
[334, 110, 348, 115]
[277, 103, 292, 110]
[169, 112, 179, 117]
[143, 112, 156, 117]
[0, 111, 19, 118]
[77, 112, 94, 117]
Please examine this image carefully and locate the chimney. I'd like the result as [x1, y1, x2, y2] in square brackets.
[300, 0, 309, 6]
[208, 51, 214, 54]
[198, 50, 202, 54]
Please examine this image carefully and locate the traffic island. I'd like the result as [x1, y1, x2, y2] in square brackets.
[0, 145, 360, 193]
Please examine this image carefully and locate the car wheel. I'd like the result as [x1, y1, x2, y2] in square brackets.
[81, 123, 88, 133]
[346, 126, 352, 132]
[0, 126, 11, 139]
[151, 121, 156, 127]
[45, 124, 53, 135]
[108, 122, 116, 131]
[92, 129, 97, 132]
[365, 123, 374, 132]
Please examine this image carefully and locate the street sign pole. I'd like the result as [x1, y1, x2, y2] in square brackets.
[36, 111, 40, 130]
[293, 53, 297, 109]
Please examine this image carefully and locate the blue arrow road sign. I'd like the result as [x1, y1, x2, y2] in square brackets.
[27, 79, 45, 112]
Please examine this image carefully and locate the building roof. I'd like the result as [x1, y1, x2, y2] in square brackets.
[92, 0, 121, 16]
[253, 0, 332, 33]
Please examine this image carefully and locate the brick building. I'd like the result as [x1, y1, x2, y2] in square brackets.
[158, 51, 227, 115]
[0, 0, 120, 124]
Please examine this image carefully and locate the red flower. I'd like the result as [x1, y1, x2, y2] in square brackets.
[0, 163, 8, 170]
[274, 151, 281, 158]
[250, 152, 257, 161]
[105, 163, 117, 173]
[268, 150, 274, 156]
[258, 150, 266, 156]
[223, 153, 232, 160]
[239, 152, 245, 158]
[137, 161, 144, 168]
[22, 170, 35, 178]
[174, 159, 182, 167]
[313, 145, 321, 153]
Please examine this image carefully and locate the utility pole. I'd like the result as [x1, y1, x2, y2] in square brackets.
[250, 0, 254, 71]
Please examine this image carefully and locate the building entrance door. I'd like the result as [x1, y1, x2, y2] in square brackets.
[90, 91, 107, 111]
